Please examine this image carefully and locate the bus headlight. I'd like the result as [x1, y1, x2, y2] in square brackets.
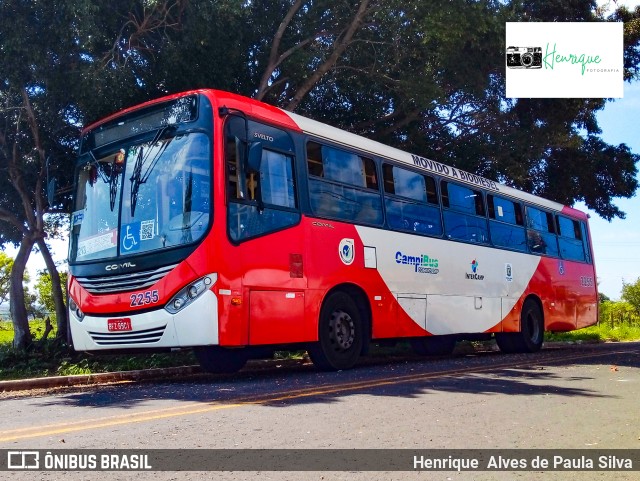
[69, 297, 85, 321]
[165, 273, 217, 314]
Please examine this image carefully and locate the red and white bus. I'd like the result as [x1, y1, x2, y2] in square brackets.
[68, 89, 598, 372]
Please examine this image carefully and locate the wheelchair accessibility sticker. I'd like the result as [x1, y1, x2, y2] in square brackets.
[121, 223, 141, 252]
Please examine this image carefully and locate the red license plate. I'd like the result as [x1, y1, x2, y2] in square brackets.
[107, 318, 132, 332]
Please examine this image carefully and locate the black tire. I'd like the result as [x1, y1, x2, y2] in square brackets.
[495, 331, 518, 353]
[411, 335, 456, 356]
[193, 346, 248, 373]
[308, 291, 364, 371]
[496, 299, 544, 354]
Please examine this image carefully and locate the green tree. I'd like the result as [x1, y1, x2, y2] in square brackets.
[0, 0, 185, 349]
[0, 251, 14, 305]
[621, 277, 640, 316]
[154, 1, 639, 220]
[1, 0, 639, 349]
[35, 270, 68, 321]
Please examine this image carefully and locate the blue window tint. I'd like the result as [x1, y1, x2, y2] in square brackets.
[526, 229, 559, 257]
[383, 164, 438, 204]
[385, 198, 442, 236]
[260, 150, 295, 208]
[527, 207, 556, 233]
[442, 182, 484, 215]
[557, 216, 581, 239]
[525, 207, 559, 256]
[309, 178, 383, 225]
[323, 148, 365, 186]
[557, 215, 585, 261]
[229, 203, 300, 242]
[489, 221, 527, 251]
[488, 195, 522, 225]
[443, 211, 489, 244]
[581, 222, 592, 263]
[307, 142, 378, 190]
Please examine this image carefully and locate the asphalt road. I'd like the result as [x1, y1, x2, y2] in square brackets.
[1, 342, 639, 481]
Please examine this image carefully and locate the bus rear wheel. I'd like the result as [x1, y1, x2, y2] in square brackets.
[193, 346, 248, 373]
[308, 291, 364, 371]
[411, 335, 456, 356]
[496, 299, 544, 354]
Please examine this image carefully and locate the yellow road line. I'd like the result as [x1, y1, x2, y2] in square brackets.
[1, 347, 636, 443]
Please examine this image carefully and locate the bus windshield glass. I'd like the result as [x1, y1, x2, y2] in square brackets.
[69, 132, 211, 263]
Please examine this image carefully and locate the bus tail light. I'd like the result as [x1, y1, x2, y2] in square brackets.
[165, 274, 217, 314]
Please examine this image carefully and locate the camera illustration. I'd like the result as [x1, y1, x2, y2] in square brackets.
[506, 46, 542, 69]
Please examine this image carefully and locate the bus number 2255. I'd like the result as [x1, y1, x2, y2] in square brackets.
[130, 290, 159, 307]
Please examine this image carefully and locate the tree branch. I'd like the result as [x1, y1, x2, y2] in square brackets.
[256, 0, 305, 100]
[285, 0, 374, 111]
[20, 89, 46, 231]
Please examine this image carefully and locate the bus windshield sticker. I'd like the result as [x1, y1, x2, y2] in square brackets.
[121, 223, 141, 252]
[72, 210, 85, 226]
[140, 220, 155, 241]
[77, 229, 117, 257]
[339, 238, 355, 265]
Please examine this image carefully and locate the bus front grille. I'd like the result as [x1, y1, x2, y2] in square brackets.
[88, 326, 166, 345]
[75, 264, 178, 294]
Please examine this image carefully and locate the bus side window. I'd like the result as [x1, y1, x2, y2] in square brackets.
[383, 163, 442, 236]
[441, 181, 488, 244]
[487, 194, 526, 252]
[557, 215, 586, 262]
[525, 206, 559, 257]
[225, 118, 300, 242]
[581, 222, 592, 263]
[306, 141, 382, 226]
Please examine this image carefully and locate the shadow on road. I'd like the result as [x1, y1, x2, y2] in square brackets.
[32, 342, 638, 410]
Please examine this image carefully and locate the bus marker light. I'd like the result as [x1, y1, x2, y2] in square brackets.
[231, 297, 242, 306]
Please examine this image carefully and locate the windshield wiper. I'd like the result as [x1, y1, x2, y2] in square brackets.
[82, 149, 121, 212]
[129, 125, 176, 216]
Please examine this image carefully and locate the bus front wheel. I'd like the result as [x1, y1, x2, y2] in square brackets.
[496, 299, 544, 354]
[193, 346, 248, 373]
[308, 291, 364, 371]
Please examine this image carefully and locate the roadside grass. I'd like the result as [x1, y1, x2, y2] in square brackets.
[0, 319, 639, 382]
[0, 319, 196, 381]
[545, 322, 640, 342]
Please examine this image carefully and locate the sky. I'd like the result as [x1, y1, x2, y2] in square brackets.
[573, 0, 640, 300]
[9, 1, 640, 301]
[579, 80, 640, 299]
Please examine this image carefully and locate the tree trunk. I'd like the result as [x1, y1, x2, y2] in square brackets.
[10, 237, 34, 350]
[36, 237, 68, 341]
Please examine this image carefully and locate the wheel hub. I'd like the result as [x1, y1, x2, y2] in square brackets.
[329, 309, 355, 350]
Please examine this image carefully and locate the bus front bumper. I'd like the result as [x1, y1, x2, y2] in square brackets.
[69, 290, 219, 351]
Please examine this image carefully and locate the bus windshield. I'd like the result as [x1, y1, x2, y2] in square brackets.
[69, 132, 211, 263]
